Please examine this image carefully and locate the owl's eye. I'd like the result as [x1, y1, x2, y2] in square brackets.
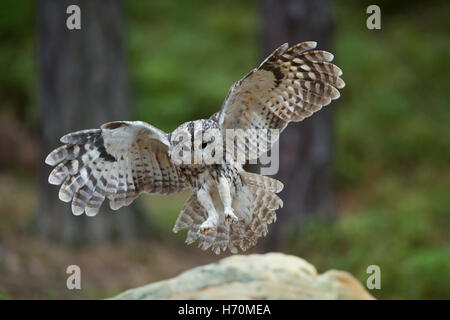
[201, 142, 208, 149]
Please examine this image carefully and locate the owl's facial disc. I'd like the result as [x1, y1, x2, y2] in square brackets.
[169, 120, 223, 165]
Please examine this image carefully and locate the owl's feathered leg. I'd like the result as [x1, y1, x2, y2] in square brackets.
[218, 176, 238, 224]
[197, 186, 218, 234]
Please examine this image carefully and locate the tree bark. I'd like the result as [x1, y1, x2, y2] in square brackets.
[261, 0, 336, 250]
[36, 0, 150, 244]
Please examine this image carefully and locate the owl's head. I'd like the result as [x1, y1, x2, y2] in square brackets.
[169, 119, 223, 166]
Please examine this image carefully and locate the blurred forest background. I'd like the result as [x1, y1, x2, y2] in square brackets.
[0, 0, 449, 299]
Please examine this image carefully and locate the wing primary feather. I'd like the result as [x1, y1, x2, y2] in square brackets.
[85, 161, 109, 216]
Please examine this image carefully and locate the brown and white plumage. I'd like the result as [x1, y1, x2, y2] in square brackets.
[45, 42, 344, 253]
[45, 121, 187, 216]
[218, 41, 344, 161]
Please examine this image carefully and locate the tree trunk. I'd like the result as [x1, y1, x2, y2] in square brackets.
[36, 0, 151, 244]
[261, 0, 336, 250]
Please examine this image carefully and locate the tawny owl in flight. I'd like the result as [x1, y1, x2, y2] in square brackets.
[45, 42, 344, 254]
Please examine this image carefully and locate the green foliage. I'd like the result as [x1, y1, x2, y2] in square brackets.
[333, 1, 450, 188]
[0, 0, 36, 124]
[289, 1, 450, 299]
[126, 0, 258, 132]
[289, 173, 449, 299]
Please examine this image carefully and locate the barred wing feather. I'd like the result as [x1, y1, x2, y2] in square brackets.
[45, 121, 187, 216]
[217, 42, 345, 161]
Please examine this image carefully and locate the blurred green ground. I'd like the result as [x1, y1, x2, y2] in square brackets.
[0, 0, 449, 299]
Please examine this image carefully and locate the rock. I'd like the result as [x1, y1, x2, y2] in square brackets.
[111, 253, 374, 300]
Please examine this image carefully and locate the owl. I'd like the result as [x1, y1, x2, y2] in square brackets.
[45, 42, 344, 254]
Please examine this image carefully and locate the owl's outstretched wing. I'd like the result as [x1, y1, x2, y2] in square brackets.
[217, 42, 345, 160]
[45, 121, 187, 216]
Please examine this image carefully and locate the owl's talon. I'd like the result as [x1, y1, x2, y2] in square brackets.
[199, 218, 217, 235]
[200, 227, 214, 235]
[225, 209, 239, 224]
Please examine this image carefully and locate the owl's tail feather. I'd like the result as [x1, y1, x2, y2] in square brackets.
[172, 171, 283, 254]
[234, 172, 283, 251]
[239, 171, 283, 194]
